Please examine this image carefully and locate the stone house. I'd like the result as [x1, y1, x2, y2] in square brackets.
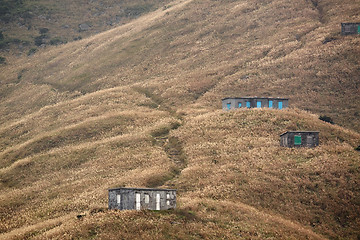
[108, 187, 176, 211]
[341, 23, 360, 35]
[222, 97, 289, 110]
[280, 131, 319, 148]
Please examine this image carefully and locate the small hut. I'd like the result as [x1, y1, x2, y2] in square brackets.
[341, 23, 360, 35]
[108, 187, 176, 211]
[280, 131, 319, 148]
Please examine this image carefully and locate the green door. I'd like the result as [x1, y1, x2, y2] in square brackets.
[358, 25, 360, 34]
[294, 135, 302, 146]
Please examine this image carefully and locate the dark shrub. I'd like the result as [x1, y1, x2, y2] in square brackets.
[0, 56, 6, 64]
[39, 28, 49, 34]
[50, 37, 66, 45]
[34, 35, 47, 46]
[28, 48, 37, 56]
[319, 115, 334, 124]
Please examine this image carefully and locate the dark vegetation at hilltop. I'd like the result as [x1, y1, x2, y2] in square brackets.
[319, 115, 334, 124]
[0, 0, 172, 55]
[0, 0, 25, 23]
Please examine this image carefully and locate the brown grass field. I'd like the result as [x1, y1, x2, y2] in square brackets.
[0, 0, 359, 239]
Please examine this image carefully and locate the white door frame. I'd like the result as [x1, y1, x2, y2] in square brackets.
[135, 193, 141, 210]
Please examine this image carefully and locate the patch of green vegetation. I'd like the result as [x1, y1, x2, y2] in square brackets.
[138, 102, 159, 109]
[0, 31, 8, 49]
[319, 115, 334, 124]
[151, 122, 181, 138]
[39, 28, 49, 34]
[151, 126, 171, 137]
[124, 4, 154, 17]
[28, 47, 37, 56]
[50, 37, 66, 45]
[0, 56, 5, 64]
[145, 171, 175, 188]
[73, 36, 82, 41]
[34, 34, 48, 46]
[0, 0, 24, 22]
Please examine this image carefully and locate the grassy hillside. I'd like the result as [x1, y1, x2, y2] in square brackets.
[0, 0, 360, 239]
[1, 0, 359, 131]
[0, 0, 172, 56]
[0, 105, 359, 239]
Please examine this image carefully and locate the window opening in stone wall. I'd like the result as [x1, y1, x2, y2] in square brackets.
[117, 194, 121, 204]
[257, 101, 261, 108]
[269, 100, 273, 108]
[227, 103, 231, 110]
[136, 193, 141, 210]
[246, 101, 251, 108]
[156, 194, 160, 210]
[145, 194, 149, 204]
[284, 137, 288, 146]
[307, 136, 314, 147]
[238, 102, 242, 108]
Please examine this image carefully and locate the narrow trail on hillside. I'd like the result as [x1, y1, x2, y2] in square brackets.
[153, 134, 187, 189]
[133, 87, 187, 188]
[310, 0, 325, 24]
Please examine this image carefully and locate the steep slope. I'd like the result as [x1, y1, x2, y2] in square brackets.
[0, 0, 360, 239]
[0, 0, 173, 55]
[1, 107, 359, 239]
[1, 0, 360, 131]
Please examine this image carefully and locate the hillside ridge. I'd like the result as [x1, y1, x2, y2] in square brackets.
[0, 0, 359, 239]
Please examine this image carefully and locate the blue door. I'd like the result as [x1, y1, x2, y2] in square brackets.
[238, 102, 242, 108]
[246, 101, 251, 108]
[278, 101, 283, 109]
[257, 101, 261, 108]
[269, 100, 273, 108]
[227, 103, 231, 110]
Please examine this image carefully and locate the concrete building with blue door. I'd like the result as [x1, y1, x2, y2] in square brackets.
[222, 97, 289, 110]
[341, 23, 360, 35]
[108, 187, 176, 211]
[280, 131, 319, 148]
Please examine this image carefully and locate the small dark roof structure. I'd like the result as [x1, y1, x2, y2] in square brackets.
[279, 131, 319, 136]
[280, 131, 319, 148]
[341, 23, 360, 35]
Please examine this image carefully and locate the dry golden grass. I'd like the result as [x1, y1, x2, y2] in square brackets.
[172, 108, 360, 238]
[0, 0, 360, 239]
